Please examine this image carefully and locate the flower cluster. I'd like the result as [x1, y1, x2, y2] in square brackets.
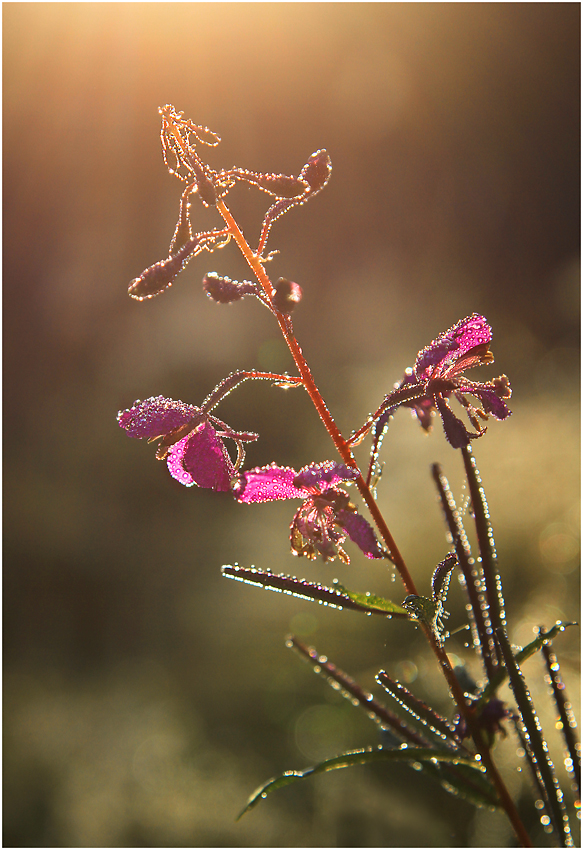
[401, 314, 511, 447]
[355, 314, 512, 451]
[233, 461, 385, 563]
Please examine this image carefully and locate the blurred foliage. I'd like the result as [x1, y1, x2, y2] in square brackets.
[4, 4, 580, 847]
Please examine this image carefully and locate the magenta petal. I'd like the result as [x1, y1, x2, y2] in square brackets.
[184, 422, 234, 490]
[469, 385, 512, 420]
[167, 423, 234, 490]
[335, 510, 384, 559]
[293, 461, 359, 492]
[118, 396, 201, 439]
[415, 315, 492, 380]
[166, 435, 196, 486]
[435, 397, 475, 448]
[233, 464, 307, 503]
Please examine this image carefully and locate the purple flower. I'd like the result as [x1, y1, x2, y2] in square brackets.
[233, 461, 385, 563]
[393, 314, 511, 448]
[118, 395, 258, 491]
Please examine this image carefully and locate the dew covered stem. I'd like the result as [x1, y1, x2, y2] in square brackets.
[541, 635, 581, 798]
[461, 446, 505, 665]
[432, 463, 497, 681]
[496, 627, 573, 847]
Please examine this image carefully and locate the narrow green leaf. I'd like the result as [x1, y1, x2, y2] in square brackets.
[237, 747, 484, 819]
[496, 628, 574, 847]
[287, 641, 499, 808]
[432, 463, 496, 680]
[433, 760, 500, 809]
[221, 566, 409, 617]
[376, 670, 460, 746]
[461, 446, 505, 665]
[541, 638, 581, 797]
[477, 621, 577, 708]
[288, 636, 430, 746]
[332, 581, 409, 616]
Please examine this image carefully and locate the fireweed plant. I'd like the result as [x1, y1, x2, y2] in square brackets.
[118, 105, 580, 846]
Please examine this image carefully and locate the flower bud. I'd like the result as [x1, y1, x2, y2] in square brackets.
[128, 239, 199, 300]
[300, 150, 332, 193]
[202, 272, 258, 304]
[272, 278, 302, 314]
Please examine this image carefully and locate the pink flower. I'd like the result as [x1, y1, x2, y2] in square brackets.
[393, 314, 511, 448]
[118, 395, 257, 491]
[233, 461, 385, 563]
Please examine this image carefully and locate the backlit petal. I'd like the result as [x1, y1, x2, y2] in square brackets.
[167, 423, 234, 490]
[415, 315, 492, 380]
[335, 510, 384, 559]
[233, 464, 307, 503]
[117, 396, 201, 439]
[293, 461, 359, 492]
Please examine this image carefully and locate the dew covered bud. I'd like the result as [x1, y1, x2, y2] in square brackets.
[256, 173, 307, 199]
[272, 278, 302, 314]
[300, 150, 332, 193]
[195, 169, 217, 207]
[202, 272, 258, 304]
[128, 239, 200, 300]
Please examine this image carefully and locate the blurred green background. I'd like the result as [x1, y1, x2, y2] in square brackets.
[4, 3, 580, 846]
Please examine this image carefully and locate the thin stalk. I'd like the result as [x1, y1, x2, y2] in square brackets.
[432, 463, 496, 681]
[496, 627, 573, 847]
[461, 445, 505, 666]
[540, 636, 581, 797]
